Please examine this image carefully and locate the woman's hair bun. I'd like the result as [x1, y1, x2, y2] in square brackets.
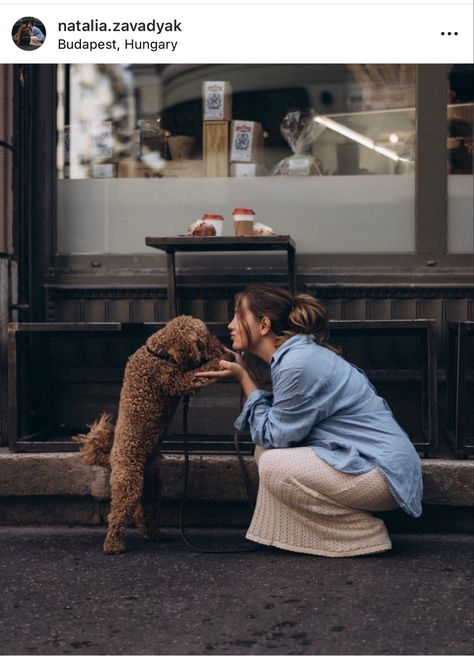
[288, 293, 331, 344]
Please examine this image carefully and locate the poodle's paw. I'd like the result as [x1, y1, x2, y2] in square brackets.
[179, 379, 207, 395]
[103, 535, 126, 555]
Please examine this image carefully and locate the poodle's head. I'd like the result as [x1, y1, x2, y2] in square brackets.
[147, 315, 224, 370]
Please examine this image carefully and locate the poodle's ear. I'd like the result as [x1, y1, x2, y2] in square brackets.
[169, 330, 202, 369]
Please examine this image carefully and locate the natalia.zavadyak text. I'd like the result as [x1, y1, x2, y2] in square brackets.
[57, 18, 182, 52]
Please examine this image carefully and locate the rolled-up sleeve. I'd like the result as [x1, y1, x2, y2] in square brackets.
[234, 356, 327, 448]
[234, 389, 274, 434]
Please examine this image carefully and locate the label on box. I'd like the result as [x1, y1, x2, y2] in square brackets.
[231, 121, 255, 162]
[92, 163, 115, 178]
[204, 82, 228, 120]
[230, 163, 259, 177]
[92, 121, 113, 159]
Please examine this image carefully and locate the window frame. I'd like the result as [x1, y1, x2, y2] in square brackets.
[12, 63, 474, 320]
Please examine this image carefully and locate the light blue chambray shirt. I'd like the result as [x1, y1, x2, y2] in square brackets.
[234, 334, 423, 517]
[30, 26, 46, 41]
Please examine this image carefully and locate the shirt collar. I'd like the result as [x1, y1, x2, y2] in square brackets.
[271, 333, 315, 366]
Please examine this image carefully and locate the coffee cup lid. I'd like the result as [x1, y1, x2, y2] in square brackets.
[232, 208, 255, 215]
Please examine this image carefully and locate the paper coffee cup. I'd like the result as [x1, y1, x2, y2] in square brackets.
[202, 214, 224, 236]
[232, 208, 255, 236]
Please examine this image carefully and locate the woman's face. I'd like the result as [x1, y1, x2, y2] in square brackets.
[228, 297, 263, 353]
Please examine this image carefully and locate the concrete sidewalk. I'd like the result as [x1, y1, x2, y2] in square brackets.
[0, 528, 473, 655]
[0, 449, 473, 531]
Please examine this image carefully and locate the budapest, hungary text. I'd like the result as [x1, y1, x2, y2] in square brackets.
[58, 39, 178, 51]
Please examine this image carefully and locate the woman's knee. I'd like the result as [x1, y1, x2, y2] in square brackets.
[258, 449, 294, 494]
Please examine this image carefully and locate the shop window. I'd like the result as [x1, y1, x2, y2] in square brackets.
[447, 64, 474, 254]
[56, 64, 417, 255]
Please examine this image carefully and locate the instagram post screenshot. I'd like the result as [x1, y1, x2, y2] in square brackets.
[0, 2, 473, 655]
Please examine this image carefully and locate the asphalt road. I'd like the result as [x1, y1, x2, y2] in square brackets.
[0, 528, 472, 655]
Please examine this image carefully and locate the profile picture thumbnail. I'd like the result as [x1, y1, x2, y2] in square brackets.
[12, 17, 46, 50]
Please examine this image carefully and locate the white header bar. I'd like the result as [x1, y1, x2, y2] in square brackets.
[2, 3, 472, 63]
[4, 1, 473, 4]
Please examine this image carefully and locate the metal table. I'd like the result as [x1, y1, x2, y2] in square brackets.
[145, 236, 297, 319]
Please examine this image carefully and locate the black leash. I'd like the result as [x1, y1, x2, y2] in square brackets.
[179, 394, 261, 553]
[147, 343, 260, 552]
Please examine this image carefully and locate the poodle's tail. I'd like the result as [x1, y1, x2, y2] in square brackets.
[72, 413, 115, 469]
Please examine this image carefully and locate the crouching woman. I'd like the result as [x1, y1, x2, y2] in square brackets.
[195, 283, 422, 557]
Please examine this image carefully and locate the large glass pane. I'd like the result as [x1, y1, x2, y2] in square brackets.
[56, 64, 416, 254]
[447, 64, 473, 254]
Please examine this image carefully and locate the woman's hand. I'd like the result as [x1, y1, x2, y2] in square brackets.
[194, 356, 245, 383]
[194, 348, 258, 396]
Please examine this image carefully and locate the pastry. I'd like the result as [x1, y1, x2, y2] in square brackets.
[252, 222, 276, 236]
[187, 220, 217, 236]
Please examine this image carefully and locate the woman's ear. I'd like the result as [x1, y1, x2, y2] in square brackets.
[260, 315, 271, 336]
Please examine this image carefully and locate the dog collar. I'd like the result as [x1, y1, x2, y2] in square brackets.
[146, 345, 177, 365]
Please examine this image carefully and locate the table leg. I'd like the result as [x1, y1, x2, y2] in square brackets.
[166, 252, 177, 318]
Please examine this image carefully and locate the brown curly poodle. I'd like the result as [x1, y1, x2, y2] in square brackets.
[74, 316, 230, 555]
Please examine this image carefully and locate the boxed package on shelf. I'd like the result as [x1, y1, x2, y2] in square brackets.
[230, 120, 264, 163]
[203, 81, 232, 121]
[203, 121, 230, 177]
[230, 162, 265, 177]
[92, 163, 115, 178]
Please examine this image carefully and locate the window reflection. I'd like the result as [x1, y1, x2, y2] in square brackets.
[448, 65, 473, 175]
[447, 64, 473, 254]
[57, 64, 417, 179]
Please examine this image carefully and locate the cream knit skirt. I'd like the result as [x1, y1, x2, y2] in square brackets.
[247, 446, 399, 557]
